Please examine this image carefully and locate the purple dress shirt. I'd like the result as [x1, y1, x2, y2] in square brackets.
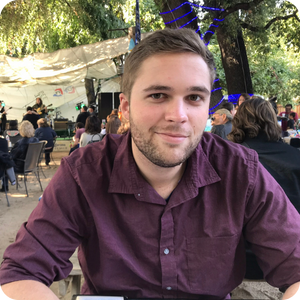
[1, 132, 300, 300]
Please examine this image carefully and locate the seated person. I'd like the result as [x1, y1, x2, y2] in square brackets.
[22, 106, 40, 129]
[69, 122, 85, 155]
[0, 137, 15, 192]
[237, 92, 250, 107]
[279, 103, 298, 121]
[106, 108, 118, 123]
[11, 121, 39, 173]
[79, 115, 102, 147]
[228, 97, 300, 279]
[2, 28, 300, 300]
[287, 112, 295, 130]
[34, 118, 57, 165]
[211, 108, 233, 140]
[4, 120, 22, 146]
[220, 101, 236, 116]
[105, 115, 121, 135]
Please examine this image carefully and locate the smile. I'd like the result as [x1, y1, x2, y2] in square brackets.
[156, 132, 188, 144]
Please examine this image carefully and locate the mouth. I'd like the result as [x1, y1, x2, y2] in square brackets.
[156, 132, 188, 144]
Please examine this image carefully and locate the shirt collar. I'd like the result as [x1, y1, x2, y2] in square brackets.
[109, 132, 221, 205]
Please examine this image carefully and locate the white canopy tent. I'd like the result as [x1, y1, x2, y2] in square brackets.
[0, 33, 150, 122]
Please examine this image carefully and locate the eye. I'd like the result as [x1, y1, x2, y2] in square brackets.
[188, 95, 201, 102]
[150, 93, 165, 99]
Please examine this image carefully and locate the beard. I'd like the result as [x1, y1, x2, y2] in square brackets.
[130, 116, 203, 168]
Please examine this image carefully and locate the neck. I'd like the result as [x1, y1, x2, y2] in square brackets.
[131, 138, 186, 199]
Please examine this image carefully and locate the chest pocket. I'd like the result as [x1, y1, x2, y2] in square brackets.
[186, 234, 242, 294]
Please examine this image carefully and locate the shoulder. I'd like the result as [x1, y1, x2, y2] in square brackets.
[211, 124, 225, 134]
[200, 133, 259, 168]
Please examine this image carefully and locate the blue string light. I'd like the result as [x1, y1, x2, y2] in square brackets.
[160, 1, 227, 111]
[211, 87, 222, 93]
[214, 79, 220, 82]
[160, 2, 225, 15]
[214, 18, 225, 22]
[164, 7, 193, 24]
[191, 4, 224, 11]
[209, 96, 225, 113]
[160, 2, 189, 14]
[179, 16, 198, 28]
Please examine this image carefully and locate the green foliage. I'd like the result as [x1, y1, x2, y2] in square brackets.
[246, 34, 300, 105]
[122, 0, 164, 32]
[0, 0, 164, 56]
[196, 0, 300, 103]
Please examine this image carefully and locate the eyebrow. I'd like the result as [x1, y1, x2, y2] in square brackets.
[143, 85, 210, 94]
[187, 86, 210, 95]
[143, 85, 173, 92]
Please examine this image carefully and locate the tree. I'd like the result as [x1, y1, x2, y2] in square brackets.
[157, 0, 299, 105]
[0, 0, 128, 56]
[200, 0, 300, 104]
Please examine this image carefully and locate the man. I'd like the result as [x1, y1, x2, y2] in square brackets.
[76, 105, 90, 126]
[221, 101, 236, 116]
[34, 118, 57, 165]
[88, 105, 97, 116]
[22, 106, 40, 129]
[32, 97, 48, 118]
[211, 108, 233, 140]
[1, 29, 300, 300]
[279, 104, 299, 121]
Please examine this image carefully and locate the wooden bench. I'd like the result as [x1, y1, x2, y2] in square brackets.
[58, 249, 83, 298]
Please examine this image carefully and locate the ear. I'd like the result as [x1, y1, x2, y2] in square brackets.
[120, 93, 129, 121]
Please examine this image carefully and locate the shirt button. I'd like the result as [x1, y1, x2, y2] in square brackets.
[166, 287, 172, 290]
[137, 194, 140, 196]
[164, 248, 170, 255]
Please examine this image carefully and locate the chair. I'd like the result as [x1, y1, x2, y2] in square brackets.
[290, 138, 300, 149]
[15, 142, 44, 197]
[44, 138, 57, 166]
[10, 134, 22, 146]
[38, 140, 48, 178]
[0, 172, 9, 207]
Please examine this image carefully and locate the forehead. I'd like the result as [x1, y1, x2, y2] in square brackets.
[135, 52, 211, 86]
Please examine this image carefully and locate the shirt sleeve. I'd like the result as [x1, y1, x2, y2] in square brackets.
[0, 159, 92, 286]
[244, 162, 300, 289]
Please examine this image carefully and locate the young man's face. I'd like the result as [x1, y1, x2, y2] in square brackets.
[286, 106, 292, 113]
[121, 52, 211, 168]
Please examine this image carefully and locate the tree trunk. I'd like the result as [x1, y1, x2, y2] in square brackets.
[85, 78, 95, 106]
[216, 22, 253, 96]
[155, 0, 223, 111]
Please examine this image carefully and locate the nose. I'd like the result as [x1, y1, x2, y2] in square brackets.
[164, 98, 188, 123]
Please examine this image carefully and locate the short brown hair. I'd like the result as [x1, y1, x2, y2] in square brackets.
[228, 97, 281, 143]
[85, 115, 101, 134]
[121, 28, 216, 99]
[37, 118, 49, 128]
[19, 120, 35, 138]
